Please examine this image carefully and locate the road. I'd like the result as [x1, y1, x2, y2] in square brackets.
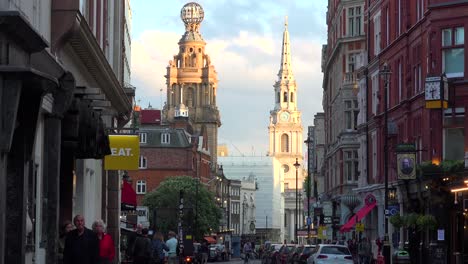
[215, 258, 261, 264]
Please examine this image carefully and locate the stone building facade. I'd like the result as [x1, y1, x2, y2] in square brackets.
[0, 0, 134, 263]
[321, 0, 366, 240]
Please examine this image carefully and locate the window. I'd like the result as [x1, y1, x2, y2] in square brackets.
[348, 7, 362, 36]
[373, 13, 381, 55]
[139, 156, 147, 169]
[371, 72, 379, 114]
[344, 150, 359, 182]
[348, 54, 356, 72]
[371, 131, 377, 180]
[281, 134, 289, 152]
[344, 100, 359, 130]
[442, 27, 464, 78]
[398, 61, 402, 102]
[139, 132, 147, 144]
[161, 132, 170, 144]
[416, 0, 424, 21]
[444, 109, 465, 160]
[136, 180, 146, 194]
[283, 92, 288, 102]
[290, 92, 294, 102]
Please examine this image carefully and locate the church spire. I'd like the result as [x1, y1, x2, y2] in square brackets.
[278, 16, 294, 80]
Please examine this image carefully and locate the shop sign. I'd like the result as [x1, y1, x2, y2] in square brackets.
[104, 135, 140, 170]
[397, 153, 416, 180]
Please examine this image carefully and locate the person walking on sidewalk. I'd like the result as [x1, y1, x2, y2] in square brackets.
[63, 215, 99, 264]
[166, 231, 179, 264]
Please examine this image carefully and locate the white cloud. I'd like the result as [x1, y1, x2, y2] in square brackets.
[131, 27, 324, 154]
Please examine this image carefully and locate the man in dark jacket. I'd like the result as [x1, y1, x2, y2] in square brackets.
[63, 215, 99, 264]
[133, 228, 153, 264]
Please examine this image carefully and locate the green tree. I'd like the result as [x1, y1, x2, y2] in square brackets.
[143, 176, 221, 240]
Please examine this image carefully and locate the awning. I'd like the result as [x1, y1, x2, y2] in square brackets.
[203, 236, 217, 244]
[340, 202, 376, 233]
[121, 181, 137, 211]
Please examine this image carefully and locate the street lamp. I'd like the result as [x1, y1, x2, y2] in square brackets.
[380, 63, 392, 262]
[294, 158, 301, 243]
[304, 134, 313, 243]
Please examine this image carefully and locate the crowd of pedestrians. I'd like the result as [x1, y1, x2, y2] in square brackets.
[58, 214, 183, 264]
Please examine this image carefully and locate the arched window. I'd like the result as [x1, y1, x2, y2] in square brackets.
[136, 180, 146, 194]
[290, 92, 294, 102]
[283, 92, 288, 102]
[171, 84, 177, 105]
[281, 134, 289, 152]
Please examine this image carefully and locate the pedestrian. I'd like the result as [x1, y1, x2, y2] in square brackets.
[132, 228, 153, 264]
[58, 220, 74, 264]
[243, 240, 252, 264]
[152, 231, 169, 264]
[166, 231, 179, 264]
[92, 219, 115, 264]
[200, 241, 209, 264]
[63, 214, 100, 264]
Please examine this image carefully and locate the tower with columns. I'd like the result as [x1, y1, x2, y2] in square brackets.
[269, 17, 304, 242]
[164, 2, 221, 164]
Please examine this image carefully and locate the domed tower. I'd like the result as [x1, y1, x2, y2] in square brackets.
[163, 2, 221, 164]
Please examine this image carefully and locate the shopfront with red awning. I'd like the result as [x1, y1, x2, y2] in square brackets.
[121, 180, 137, 211]
[340, 194, 377, 233]
[203, 236, 217, 244]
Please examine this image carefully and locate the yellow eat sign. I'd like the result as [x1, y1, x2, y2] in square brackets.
[104, 135, 140, 170]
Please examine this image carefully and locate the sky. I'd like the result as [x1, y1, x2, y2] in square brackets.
[131, 0, 328, 156]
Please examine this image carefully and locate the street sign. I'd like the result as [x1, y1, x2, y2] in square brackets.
[356, 223, 364, 232]
[385, 209, 390, 216]
[306, 217, 312, 225]
[333, 217, 340, 224]
[388, 205, 400, 216]
[323, 216, 332, 224]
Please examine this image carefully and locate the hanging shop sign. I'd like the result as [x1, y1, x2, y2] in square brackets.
[104, 135, 140, 170]
[425, 75, 448, 109]
[397, 153, 416, 180]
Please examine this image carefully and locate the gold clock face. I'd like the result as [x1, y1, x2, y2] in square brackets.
[280, 112, 290, 122]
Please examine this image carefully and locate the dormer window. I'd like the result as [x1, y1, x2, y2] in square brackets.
[161, 133, 171, 144]
[139, 133, 147, 144]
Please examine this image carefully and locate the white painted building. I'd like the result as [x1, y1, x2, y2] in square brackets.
[218, 156, 283, 241]
[240, 173, 256, 235]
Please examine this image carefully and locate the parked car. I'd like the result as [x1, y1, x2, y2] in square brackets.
[277, 244, 296, 264]
[286, 245, 303, 264]
[208, 244, 225, 262]
[306, 244, 353, 264]
[264, 243, 283, 264]
[292, 245, 315, 264]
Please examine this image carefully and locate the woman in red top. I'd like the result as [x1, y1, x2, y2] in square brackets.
[92, 219, 115, 264]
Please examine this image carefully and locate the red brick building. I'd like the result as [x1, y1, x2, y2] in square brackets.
[354, 0, 468, 262]
[128, 109, 212, 204]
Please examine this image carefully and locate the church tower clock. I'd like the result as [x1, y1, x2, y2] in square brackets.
[269, 17, 303, 171]
[268, 18, 304, 242]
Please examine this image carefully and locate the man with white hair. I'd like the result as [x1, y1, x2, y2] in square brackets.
[63, 215, 99, 264]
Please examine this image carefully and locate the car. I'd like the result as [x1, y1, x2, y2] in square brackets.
[208, 244, 224, 262]
[306, 244, 353, 264]
[277, 244, 296, 264]
[263, 243, 283, 264]
[287, 245, 303, 264]
[293, 245, 315, 264]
